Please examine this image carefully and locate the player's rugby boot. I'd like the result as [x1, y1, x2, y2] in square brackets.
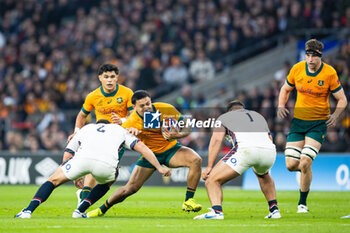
[72, 209, 88, 218]
[265, 209, 281, 219]
[182, 198, 202, 212]
[87, 208, 104, 218]
[297, 204, 309, 213]
[193, 208, 224, 220]
[15, 209, 32, 219]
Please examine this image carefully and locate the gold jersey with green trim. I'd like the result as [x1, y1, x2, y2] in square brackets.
[286, 61, 342, 120]
[81, 84, 133, 122]
[122, 102, 183, 154]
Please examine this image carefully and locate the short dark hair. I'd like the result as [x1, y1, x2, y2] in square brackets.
[226, 99, 245, 111]
[96, 119, 110, 124]
[305, 39, 324, 53]
[132, 90, 151, 105]
[98, 64, 119, 75]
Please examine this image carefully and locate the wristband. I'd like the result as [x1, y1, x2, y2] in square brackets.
[74, 127, 80, 133]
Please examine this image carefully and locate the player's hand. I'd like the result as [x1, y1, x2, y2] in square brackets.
[157, 166, 171, 177]
[111, 113, 122, 125]
[67, 132, 77, 143]
[127, 127, 141, 136]
[277, 107, 289, 119]
[74, 177, 84, 189]
[201, 167, 212, 180]
[162, 126, 180, 141]
[326, 113, 339, 127]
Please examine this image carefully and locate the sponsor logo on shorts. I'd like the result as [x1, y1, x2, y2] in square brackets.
[230, 158, 237, 165]
[65, 164, 71, 170]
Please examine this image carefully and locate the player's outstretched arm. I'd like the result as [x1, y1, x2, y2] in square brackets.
[133, 141, 171, 176]
[67, 110, 88, 143]
[277, 83, 294, 119]
[202, 126, 226, 180]
[327, 88, 348, 127]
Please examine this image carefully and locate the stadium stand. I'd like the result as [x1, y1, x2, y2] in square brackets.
[0, 0, 349, 152]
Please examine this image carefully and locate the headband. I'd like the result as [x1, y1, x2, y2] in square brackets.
[305, 49, 322, 57]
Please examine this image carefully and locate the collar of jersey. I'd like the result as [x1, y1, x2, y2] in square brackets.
[100, 84, 119, 97]
[305, 62, 323, 77]
[136, 104, 157, 120]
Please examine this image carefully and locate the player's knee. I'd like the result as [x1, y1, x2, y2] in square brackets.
[285, 146, 302, 171]
[205, 175, 222, 186]
[299, 162, 311, 173]
[286, 162, 299, 172]
[191, 155, 202, 167]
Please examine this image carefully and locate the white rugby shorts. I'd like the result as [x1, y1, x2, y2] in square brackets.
[61, 157, 117, 184]
[222, 147, 276, 175]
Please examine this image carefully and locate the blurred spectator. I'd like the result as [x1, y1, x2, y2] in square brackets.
[274, 61, 291, 81]
[321, 129, 348, 152]
[163, 56, 189, 89]
[176, 85, 198, 111]
[189, 51, 215, 82]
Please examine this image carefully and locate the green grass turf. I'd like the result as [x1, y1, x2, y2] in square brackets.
[0, 185, 349, 233]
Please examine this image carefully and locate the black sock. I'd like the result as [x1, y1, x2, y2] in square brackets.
[212, 205, 223, 214]
[100, 200, 112, 214]
[80, 186, 92, 201]
[185, 187, 196, 201]
[298, 190, 309, 206]
[78, 184, 110, 213]
[268, 200, 278, 213]
[25, 181, 55, 212]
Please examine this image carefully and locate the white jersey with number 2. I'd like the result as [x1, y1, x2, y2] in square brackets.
[66, 123, 139, 166]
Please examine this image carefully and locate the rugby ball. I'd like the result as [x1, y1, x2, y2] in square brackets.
[161, 118, 179, 141]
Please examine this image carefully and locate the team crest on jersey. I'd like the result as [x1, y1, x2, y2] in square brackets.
[117, 97, 123, 103]
[318, 80, 324, 86]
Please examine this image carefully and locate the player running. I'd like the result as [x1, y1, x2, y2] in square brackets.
[87, 90, 202, 217]
[194, 100, 281, 220]
[15, 120, 170, 219]
[67, 63, 134, 204]
[277, 39, 347, 213]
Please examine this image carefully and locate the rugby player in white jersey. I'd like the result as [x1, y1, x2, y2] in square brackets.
[194, 100, 281, 220]
[15, 120, 170, 219]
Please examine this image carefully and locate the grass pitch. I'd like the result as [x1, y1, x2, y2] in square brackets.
[0, 185, 349, 233]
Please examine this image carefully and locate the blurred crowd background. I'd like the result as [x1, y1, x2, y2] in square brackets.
[0, 0, 349, 153]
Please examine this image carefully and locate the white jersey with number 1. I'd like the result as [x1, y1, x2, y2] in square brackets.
[217, 109, 275, 149]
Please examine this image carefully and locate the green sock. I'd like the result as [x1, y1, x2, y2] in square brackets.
[81, 186, 92, 201]
[298, 190, 309, 206]
[185, 187, 196, 201]
[100, 200, 112, 214]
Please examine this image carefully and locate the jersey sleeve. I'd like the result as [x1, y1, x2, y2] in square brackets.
[329, 73, 342, 93]
[159, 103, 183, 121]
[286, 65, 296, 87]
[81, 92, 94, 114]
[126, 88, 134, 111]
[121, 114, 134, 129]
[123, 130, 140, 150]
[65, 132, 81, 155]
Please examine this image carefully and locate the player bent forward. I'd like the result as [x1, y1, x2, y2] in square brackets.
[87, 90, 202, 217]
[194, 100, 281, 220]
[15, 120, 170, 219]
